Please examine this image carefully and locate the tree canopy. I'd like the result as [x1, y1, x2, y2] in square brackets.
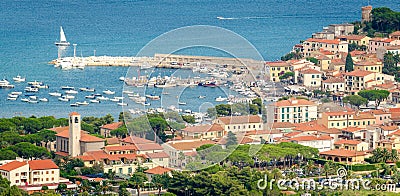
[345, 53, 354, 72]
[358, 89, 390, 108]
[343, 95, 368, 109]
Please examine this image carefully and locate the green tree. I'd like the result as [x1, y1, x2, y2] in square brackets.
[226, 131, 237, 147]
[358, 90, 390, 109]
[306, 57, 318, 65]
[0, 149, 18, 160]
[181, 115, 195, 124]
[7, 142, 49, 159]
[343, 95, 368, 109]
[345, 53, 354, 72]
[129, 172, 148, 196]
[110, 126, 128, 138]
[151, 174, 170, 196]
[37, 130, 57, 149]
[149, 117, 168, 142]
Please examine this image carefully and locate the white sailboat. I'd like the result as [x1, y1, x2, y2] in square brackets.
[55, 26, 70, 47]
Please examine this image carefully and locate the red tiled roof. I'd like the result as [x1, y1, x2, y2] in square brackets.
[104, 145, 137, 151]
[300, 68, 322, 74]
[182, 124, 224, 133]
[240, 136, 259, 144]
[168, 140, 216, 151]
[284, 131, 302, 137]
[106, 137, 120, 145]
[390, 31, 400, 36]
[135, 143, 163, 151]
[350, 50, 366, 56]
[144, 166, 173, 175]
[101, 122, 123, 130]
[245, 129, 282, 136]
[306, 38, 341, 44]
[289, 135, 332, 142]
[338, 35, 367, 41]
[121, 135, 154, 144]
[265, 61, 290, 67]
[344, 70, 373, 77]
[0, 161, 27, 172]
[320, 149, 368, 157]
[272, 122, 295, 129]
[56, 129, 104, 143]
[217, 115, 262, 125]
[273, 98, 316, 107]
[49, 126, 69, 134]
[380, 125, 398, 131]
[334, 139, 361, 145]
[293, 121, 327, 132]
[69, 112, 80, 116]
[28, 159, 59, 170]
[370, 37, 393, 43]
[341, 127, 363, 133]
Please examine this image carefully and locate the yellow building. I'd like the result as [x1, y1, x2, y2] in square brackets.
[298, 68, 322, 88]
[214, 115, 263, 132]
[266, 61, 292, 82]
[354, 61, 382, 73]
[319, 149, 369, 164]
[338, 35, 371, 46]
[319, 111, 375, 129]
[334, 139, 369, 151]
[180, 124, 225, 140]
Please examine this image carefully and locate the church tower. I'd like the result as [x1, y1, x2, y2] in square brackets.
[69, 112, 81, 157]
[361, 6, 372, 23]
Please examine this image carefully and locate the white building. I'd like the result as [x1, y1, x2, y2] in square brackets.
[271, 98, 318, 123]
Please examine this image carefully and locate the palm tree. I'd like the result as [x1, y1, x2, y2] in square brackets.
[305, 160, 315, 176]
[323, 162, 331, 179]
[130, 172, 148, 196]
[389, 149, 399, 163]
[382, 148, 391, 163]
[371, 148, 383, 163]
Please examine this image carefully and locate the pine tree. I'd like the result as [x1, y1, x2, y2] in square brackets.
[345, 53, 354, 72]
[226, 131, 238, 147]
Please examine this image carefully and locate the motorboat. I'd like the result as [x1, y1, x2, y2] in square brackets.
[117, 103, 128, 106]
[93, 93, 102, 97]
[97, 96, 109, 101]
[80, 87, 95, 92]
[21, 98, 29, 102]
[28, 100, 38, 104]
[13, 75, 25, 82]
[103, 90, 115, 95]
[128, 93, 140, 97]
[65, 90, 78, 94]
[61, 86, 74, 90]
[119, 76, 125, 81]
[27, 81, 42, 86]
[215, 96, 227, 102]
[123, 90, 134, 94]
[7, 97, 17, 101]
[25, 87, 39, 92]
[85, 95, 95, 99]
[114, 97, 124, 100]
[110, 98, 120, 102]
[0, 79, 14, 88]
[8, 94, 19, 98]
[90, 99, 100, 103]
[49, 92, 62, 97]
[11, 91, 22, 95]
[199, 95, 206, 99]
[58, 97, 69, 102]
[39, 98, 48, 102]
[145, 94, 160, 100]
[34, 84, 49, 89]
[77, 101, 89, 106]
[29, 96, 37, 100]
[70, 103, 79, 107]
[141, 102, 150, 106]
[178, 102, 187, 105]
[63, 95, 75, 99]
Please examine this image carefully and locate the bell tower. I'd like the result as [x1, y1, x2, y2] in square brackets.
[69, 112, 81, 157]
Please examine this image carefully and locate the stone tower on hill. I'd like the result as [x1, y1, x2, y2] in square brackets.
[362, 5, 372, 23]
[69, 112, 81, 157]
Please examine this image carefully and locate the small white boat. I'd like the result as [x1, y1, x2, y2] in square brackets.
[178, 102, 187, 105]
[25, 87, 39, 92]
[215, 96, 227, 102]
[61, 86, 74, 90]
[128, 93, 140, 97]
[39, 98, 48, 102]
[27, 81, 42, 86]
[145, 95, 160, 100]
[8, 94, 19, 98]
[123, 90, 134, 94]
[34, 84, 49, 89]
[28, 100, 38, 104]
[90, 99, 100, 103]
[85, 95, 95, 99]
[58, 97, 69, 102]
[49, 92, 62, 97]
[29, 96, 37, 100]
[103, 90, 115, 95]
[7, 97, 17, 101]
[65, 90, 78, 94]
[13, 75, 25, 82]
[110, 98, 120, 102]
[64, 95, 75, 99]
[141, 102, 150, 106]
[70, 103, 79, 107]
[11, 92, 22, 95]
[199, 95, 206, 99]
[114, 96, 124, 100]
[21, 98, 29, 102]
[119, 77, 125, 81]
[117, 103, 128, 106]
[79, 87, 95, 92]
[76, 101, 89, 106]
[162, 92, 170, 95]
[97, 96, 109, 101]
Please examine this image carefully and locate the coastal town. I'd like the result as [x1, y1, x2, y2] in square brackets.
[1, 4, 400, 196]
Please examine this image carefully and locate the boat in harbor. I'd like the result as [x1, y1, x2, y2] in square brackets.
[65, 89, 78, 94]
[103, 90, 115, 95]
[0, 79, 14, 89]
[85, 95, 95, 99]
[198, 95, 206, 99]
[29, 96, 37, 100]
[117, 103, 128, 106]
[145, 94, 160, 100]
[58, 97, 69, 102]
[13, 75, 25, 82]
[70, 103, 79, 107]
[21, 98, 29, 102]
[110, 98, 120, 102]
[8, 94, 19, 98]
[28, 100, 38, 104]
[123, 90, 134, 94]
[49, 92, 62, 97]
[7, 97, 17, 101]
[178, 102, 187, 105]
[39, 98, 48, 102]
[79, 87, 95, 92]
[215, 96, 227, 102]
[61, 86, 75, 90]
[119, 77, 125, 81]
[25, 87, 39, 92]
[97, 96, 109, 101]
[141, 102, 150, 106]
[55, 26, 70, 47]
[34, 84, 49, 89]
[27, 81, 42, 86]
[11, 91, 22, 95]
[90, 99, 100, 103]
[63, 95, 75, 99]
[76, 101, 89, 106]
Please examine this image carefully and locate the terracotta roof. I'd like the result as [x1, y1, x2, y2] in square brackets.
[323, 77, 345, 83]
[101, 122, 123, 130]
[49, 126, 69, 134]
[344, 70, 373, 77]
[273, 98, 316, 107]
[245, 129, 282, 136]
[168, 140, 216, 151]
[146, 152, 170, 159]
[28, 160, 59, 170]
[320, 149, 368, 157]
[0, 161, 27, 172]
[284, 131, 302, 137]
[56, 129, 104, 143]
[369, 109, 389, 115]
[104, 145, 137, 151]
[144, 166, 173, 175]
[293, 121, 327, 132]
[330, 58, 345, 65]
[69, 112, 80, 116]
[390, 31, 400, 36]
[334, 139, 361, 145]
[121, 135, 154, 144]
[300, 68, 322, 74]
[389, 129, 400, 136]
[370, 37, 393, 43]
[318, 128, 342, 134]
[106, 137, 120, 145]
[217, 115, 262, 125]
[182, 124, 224, 133]
[389, 108, 400, 113]
[380, 125, 398, 131]
[306, 38, 341, 44]
[350, 50, 366, 56]
[135, 143, 163, 151]
[319, 49, 334, 55]
[240, 136, 259, 144]
[289, 135, 332, 142]
[272, 122, 295, 129]
[353, 112, 375, 120]
[338, 35, 367, 41]
[265, 61, 290, 67]
[315, 55, 330, 60]
[323, 110, 354, 116]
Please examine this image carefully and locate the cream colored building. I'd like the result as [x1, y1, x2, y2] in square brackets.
[271, 98, 318, 123]
[334, 139, 369, 151]
[353, 61, 382, 73]
[368, 38, 400, 53]
[338, 35, 370, 46]
[298, 68, 322, 88]
[214, 115, 263, 132]
[322, 77, 345, 94]
[180, 124, 224, 140]
[344, 70, 395, 93]
[303, 38, 348, 57]
[266, 61, 292, 82]
[319, 111, 376, 129]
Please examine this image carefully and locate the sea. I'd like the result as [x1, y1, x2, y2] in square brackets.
[0, 0, 399, 119]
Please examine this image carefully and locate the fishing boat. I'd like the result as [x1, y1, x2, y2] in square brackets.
[103, 90, 115, 95]
[49, 92, 62, 97]
[215, 96, 227, 102]
[65, 90, 78, 94]
[39, 98, 48, 102]
[13, 75, 25, 82]
[58, 97, 69, 102]
[61, 86, 74, 90]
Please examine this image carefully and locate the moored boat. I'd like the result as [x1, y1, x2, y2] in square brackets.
[103, 90, 115, 95]
[13, 75, 25, 82]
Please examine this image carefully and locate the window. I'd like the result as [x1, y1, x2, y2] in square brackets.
[15, 173, 19, 176]
[46, 178, 49, 181]
[253, 125, 255, 128]
[51, 178, 54, 181]
[46, 171, 49, 174]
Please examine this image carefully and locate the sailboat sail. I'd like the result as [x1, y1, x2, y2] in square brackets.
[60, 26, 67, 42]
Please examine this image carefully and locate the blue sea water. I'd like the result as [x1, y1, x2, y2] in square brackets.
[0, 0, 399, 118]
